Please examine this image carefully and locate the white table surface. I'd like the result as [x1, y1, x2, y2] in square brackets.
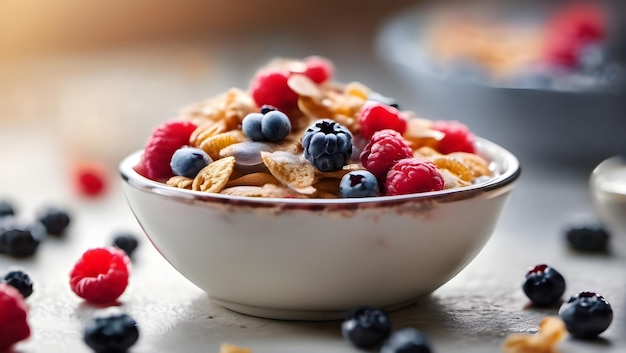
[1, 25, 625, 353]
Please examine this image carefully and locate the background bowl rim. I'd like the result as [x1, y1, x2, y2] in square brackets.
[119, 136, 521, 207]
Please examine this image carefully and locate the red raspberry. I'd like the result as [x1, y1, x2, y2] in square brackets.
[303, 56, 334, 84]
[72, 161, 108, 197]
[0, 283, 30, 351]
[385, 158, 444, 196]
[431, 120, 476, 154]
[249, 69, 299, 113]
[69, 247, 131, 304]
[359, 101, 408, 140]
[360, 129, 413, 184]
[134, 120, 197, 181]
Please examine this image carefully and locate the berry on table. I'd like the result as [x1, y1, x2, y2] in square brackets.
[341, 306, 392, 349]
[72, 161, 109, 197]
[302, 119, 353, 172]
[36, 206, 71, 236]
[0, 200, 15, 219]
[170, 147, 211, 178]
[430, 120, 476, 154]
[522, 264, 566, 307]
[69, 247, 131, 304]
[564, 223, 609, 253]
[84, 309, 139, 353]
[385, 158, 445, 196]
[339, 170, 379, 198]
[358, 101, 407, 140]
[558, 291, 613, 339]
[360, 129, 413, 184]
[3, 270, 33, 299]
[0, 221, 45, 258]
[112, 232, 140, 258]
[249, 69, 299, 113]
[135, 120, 198, 180]
[0, 283, 30, 351]
[381, 328, 433, 353]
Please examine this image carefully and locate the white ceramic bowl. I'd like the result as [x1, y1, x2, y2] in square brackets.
[119, 137, 520, 320]
[590, 156, 626, 255]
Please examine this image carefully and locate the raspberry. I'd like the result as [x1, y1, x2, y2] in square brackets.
[430, 120, 476, 154]
[69, 247, 131, 304]
[135, 120, 197, 181]
[249, 69, 299, 113]
[385, 158, 444, 196]
[360, 129, 413, 184]
[303, 56, 334, 84]
[358, 101, 408, 141]
[0, 283, 30, 351]
[72, 161, 108, 197]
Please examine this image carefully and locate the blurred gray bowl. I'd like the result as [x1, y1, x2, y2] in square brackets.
[376, 2, 626, 170]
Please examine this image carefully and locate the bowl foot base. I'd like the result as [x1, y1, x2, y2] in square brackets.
[210, 296, 420, 321]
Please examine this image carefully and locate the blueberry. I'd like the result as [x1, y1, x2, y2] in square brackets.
[302, 119, 353, 172]
[3, 270, 33, 298]
[241, 112, 265, 141]
[368, 92, 399, 110]
[84, 310, 139, 353]
[112, 232, 139, 258]
[0, 200, 15, 219]
[0, 221, 45, 258]
[341, 306, 392, 349]
[339, 171, 379, 198]
[564, 223, 609, 253]
[170, 147, 211, 178]
[522, 264, 566, 307]
[260, 110, 291, 142]
[380, 328, 433, 353]
[558, 292, 613, 339]
[37, 206, 71, 236]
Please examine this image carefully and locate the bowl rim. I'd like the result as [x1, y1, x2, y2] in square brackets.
[120, 136, 520, 208]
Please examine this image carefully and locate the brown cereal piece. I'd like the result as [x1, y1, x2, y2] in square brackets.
[288, 74, 322, 99]
[432, 157, 473, 182]
[314, 178, 341, 194]
[260, 151, 316, 194]
[440, 169, 471, 190]
[404, 118, 444, 150]
[223, 88, 257, 130]
[200, 130, 248, 160]
[219, 342, 252, 353]
[413, 146, 442, 159]
[192, 156, 236, 193]
[316, 191, 341, 199]
[166, 176, 193, 189]
[189, 120, 228, 148]
[502, 316, 567, 353]
[315, 163, 363, 179]
[298, 96, 334, 120]
[220, 184, 293, 198]
[449, 151, 492, 178]
[226, 172, 281, 187]
[344, 81, 370, 100]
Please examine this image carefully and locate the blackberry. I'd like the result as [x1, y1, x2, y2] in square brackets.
[36, 206, 71, 236]
[3, 270, 33, 298]
[381, 328, 433, 353]
[112, 232, 140, 258]
[84, 310, 139, 353]
[559, 291, 613, 338]
[564, 223, 609, 253]
[0, 200, 15, 219]
[302, 119, 353, 172]
[522, 264, 566, 307]
[341, 306, 392, 349]
[0, 221, 45, 258]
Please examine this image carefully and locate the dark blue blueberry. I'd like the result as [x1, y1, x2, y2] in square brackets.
[84, 311, 139, 353]
[380, 328, 433, 353]
[302, 119, 353, 172]
[368, 92, 399, 110]
[522, 264, 566, 307]
[241, 112, 265, 141]
[558, 291, 613, 339]
[260, 104, 277, 114]
[260, 110, 291, 142]
[112, 232, 139, 258]
[37, 206, 71, 236]
[0, 221, 45, 258]
[0, 200, 15, 219]
[339, 171, 379, 198]
[3, 270, 33, 298]
[565, 223, 609, 253]
[341, 306, 392, 349]
[170, 147, 211, 178]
